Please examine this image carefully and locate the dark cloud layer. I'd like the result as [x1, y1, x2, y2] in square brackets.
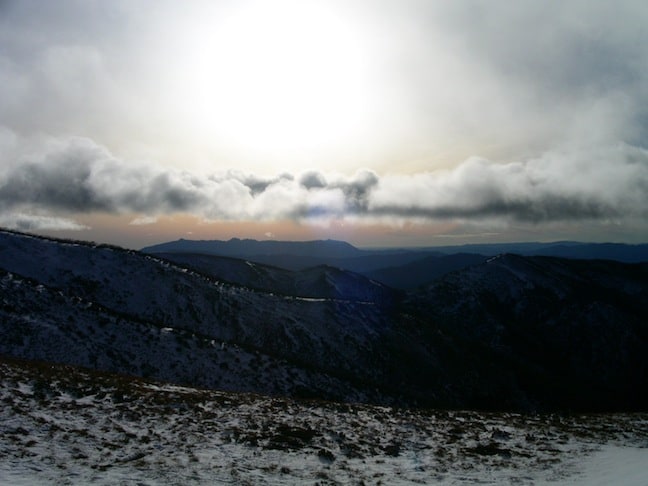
[299, 171, 327, 190]
[1, 132, 647, 233]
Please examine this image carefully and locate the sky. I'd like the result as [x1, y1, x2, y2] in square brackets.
[1, 0, 647, 248]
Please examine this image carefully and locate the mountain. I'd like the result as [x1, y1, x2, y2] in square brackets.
[2, 228, 648, 412]
[142, 238, 648, 289]
[142, 237, 364, 259]
[366, 253, 488, 289]
[529, 242, 648, 262]
[0, 229, 396, 404]
[406, 254, 648, 410]
[223, 250, 440, 273]
[153, 252, 399, 304]
[143, 238, 439, 273]
[417, 241, 648, 262]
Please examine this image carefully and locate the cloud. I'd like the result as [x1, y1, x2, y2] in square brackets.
[370, 146, 648, 223]
[0, 137, 116, 212]
[347, 0, 648, 167]
[332, 170, 379, 212]
[299, 171, 327, 189]
[0, 212, 89, 232]
[2, 0, 648, 174]
[1, 131, 647, 235]
[217, 171, 294, 196]
[129, 216, 158, 226]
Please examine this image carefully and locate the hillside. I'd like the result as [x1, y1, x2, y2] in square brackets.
[0, 229, 403, 404]
[2, 356, 646, 485]
[153, 252, 398, 303]
[2, 228, 648, 411]
[406, 254, 648, 410]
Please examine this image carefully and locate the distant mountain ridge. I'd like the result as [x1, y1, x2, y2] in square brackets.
[142, 237, 648, 289]
[142, 237, 363, 259]
[429, 241, 648, 262]
[142, 237, 648, 263]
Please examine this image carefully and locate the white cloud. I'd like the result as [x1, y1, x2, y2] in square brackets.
[371, 144, 648, 223]
[0, 131, 647, 239]
[129, 216, 158, 226]
[0, 213, 89, 232]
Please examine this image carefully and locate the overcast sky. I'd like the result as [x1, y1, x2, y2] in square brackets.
[1, 0, 647, 248]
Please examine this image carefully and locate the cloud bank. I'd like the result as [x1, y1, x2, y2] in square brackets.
[0, 213, 89, 232]
[1, 131, 647, 233]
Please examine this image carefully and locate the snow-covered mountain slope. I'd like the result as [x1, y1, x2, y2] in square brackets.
[0, 229, 396, 403]
[0, 269, 367, 401]
[2, 228, 648, 411]
[2, 356, 647, 485]
[153, 252, 399, 304]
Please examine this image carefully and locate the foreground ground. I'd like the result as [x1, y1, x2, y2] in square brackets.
[1, 357, 646, 485]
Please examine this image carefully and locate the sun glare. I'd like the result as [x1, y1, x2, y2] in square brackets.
[172, 1, 373, 158]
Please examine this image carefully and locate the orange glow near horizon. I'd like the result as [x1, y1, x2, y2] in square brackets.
[36, 213, 463, 250]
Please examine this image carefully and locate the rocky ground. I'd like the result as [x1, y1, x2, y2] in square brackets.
[1, 357, 647, 485]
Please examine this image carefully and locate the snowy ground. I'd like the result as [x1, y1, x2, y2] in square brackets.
[1, 358, 646, 485]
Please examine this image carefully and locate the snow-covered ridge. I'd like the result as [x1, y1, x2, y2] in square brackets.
[152, 251, 399, 304]
[0, 229, 395, 403]
[2, 228, 648, 411]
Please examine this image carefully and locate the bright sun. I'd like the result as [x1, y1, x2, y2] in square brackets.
[175, 0, 373, 157]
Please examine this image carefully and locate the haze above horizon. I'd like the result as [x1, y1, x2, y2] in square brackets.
[1, 0, 648, 249]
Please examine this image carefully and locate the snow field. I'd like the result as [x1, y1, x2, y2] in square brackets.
[1, 358, 646, 485]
